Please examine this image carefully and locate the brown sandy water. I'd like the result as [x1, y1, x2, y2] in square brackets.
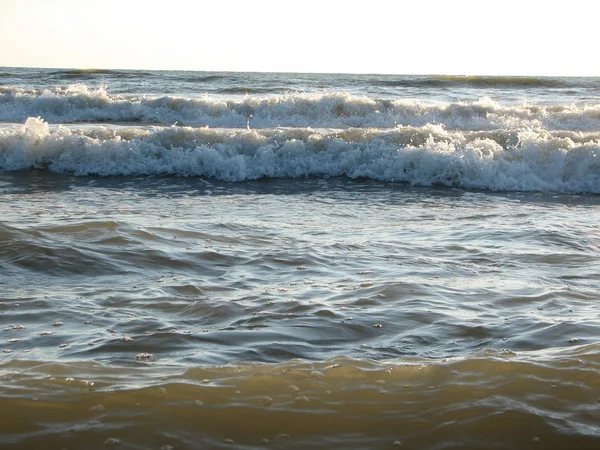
[2, 349, 599, 450]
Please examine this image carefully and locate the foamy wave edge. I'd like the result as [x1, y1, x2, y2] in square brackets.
[1, 84, 600, 131]
[1, 118, 599, 194]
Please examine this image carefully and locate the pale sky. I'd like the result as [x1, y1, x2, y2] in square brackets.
[0, 0, 597, 76]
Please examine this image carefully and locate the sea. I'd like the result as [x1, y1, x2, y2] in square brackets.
[1, 67, 599, 449]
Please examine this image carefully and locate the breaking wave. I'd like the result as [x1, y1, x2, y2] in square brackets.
[1, 117, 599, 193]
[1, 85, 600, 131]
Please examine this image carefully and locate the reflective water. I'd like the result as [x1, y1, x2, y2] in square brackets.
[2, 173, 600, 448]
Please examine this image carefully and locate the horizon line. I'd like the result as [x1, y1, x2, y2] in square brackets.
[1, 65, 596, 79]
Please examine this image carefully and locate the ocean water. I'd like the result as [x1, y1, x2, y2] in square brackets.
[1, 68, 600, 449]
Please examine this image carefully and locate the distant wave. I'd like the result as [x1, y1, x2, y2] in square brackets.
[431, 75, 571, 88]
[371, 75, 571, 89]
[52, 69, 115, 75]
[1, 85, 600, 131]
[1, 118, 599, 193]
[48, 69, 155, 79]
[216, 86, 285, 94]
[171, 74, 231, 83]
[371, 78, 450, 88]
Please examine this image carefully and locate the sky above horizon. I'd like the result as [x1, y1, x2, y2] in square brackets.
[0, 0, 597, 76]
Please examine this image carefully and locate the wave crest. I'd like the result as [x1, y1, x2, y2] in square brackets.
[1, 86, 600, 131]
[1, 118, 599, 193]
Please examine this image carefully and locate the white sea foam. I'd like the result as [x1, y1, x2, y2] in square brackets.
[1, 85, 600, 131]
[1, 118, 599, 193]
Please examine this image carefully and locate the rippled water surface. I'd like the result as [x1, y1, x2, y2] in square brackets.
[2, 172, 600, 449]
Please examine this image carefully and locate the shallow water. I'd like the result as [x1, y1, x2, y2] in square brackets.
[2, 350, 599, 450]
[2, 173, 600, 448]
[3, 174, 599, 362]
